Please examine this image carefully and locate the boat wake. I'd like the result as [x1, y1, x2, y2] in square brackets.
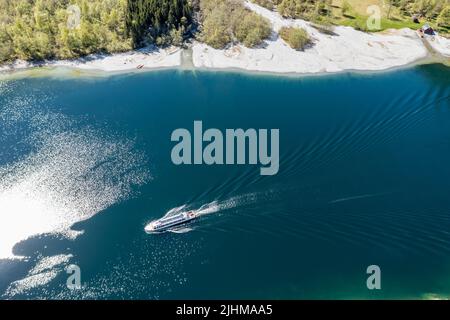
[149, 192, 268, 234]
[330, 192, 389, 204]
[168, 227, 194, 234]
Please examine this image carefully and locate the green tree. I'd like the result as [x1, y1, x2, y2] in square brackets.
[125, 0, 193, 47]
[234, 12, 271, 47]
[200, 2, 232, 49]
[199, 0, 272, 49]
[0, 26, 14, 62]
[437, 5, 450, 27]
[278, 0, 331, 20]
[250, 0, 274, 10]
[279, 26, 311, 50]
[341, 0, 352, 17]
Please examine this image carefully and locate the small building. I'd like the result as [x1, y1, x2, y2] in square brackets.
[422, 24, 435, 35]
[412, 15, 420, 24]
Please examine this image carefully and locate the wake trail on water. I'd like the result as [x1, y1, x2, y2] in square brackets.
[166, 193, 260, 217]
[160, 192, 267, 233]
[329, 192, 390, 204]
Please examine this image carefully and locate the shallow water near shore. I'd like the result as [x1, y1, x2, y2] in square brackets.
[0, 64, 450, 299]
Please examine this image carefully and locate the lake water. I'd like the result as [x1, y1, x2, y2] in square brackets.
[0, 64, 450, 299]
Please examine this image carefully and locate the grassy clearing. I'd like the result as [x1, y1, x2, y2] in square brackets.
[330, 0, 449, 35]
[337, 14, 422, 32]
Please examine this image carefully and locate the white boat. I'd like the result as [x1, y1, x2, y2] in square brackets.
[145, 211, 197, 233]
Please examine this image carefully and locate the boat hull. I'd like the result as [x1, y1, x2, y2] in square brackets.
[145, 213, 197, 234]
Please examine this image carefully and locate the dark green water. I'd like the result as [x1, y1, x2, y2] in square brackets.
[0, 64, 450, 299]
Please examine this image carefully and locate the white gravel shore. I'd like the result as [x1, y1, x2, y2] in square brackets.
[425, 34, 450, 57]
[192, 2, 431, 74]
[0, 46, 181, 73]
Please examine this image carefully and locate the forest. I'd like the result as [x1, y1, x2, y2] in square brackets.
[0, 0, 448, 63]
[0, 0, 132, 62]
[0, 0, 192, 62]
[126, 0, 192, 47]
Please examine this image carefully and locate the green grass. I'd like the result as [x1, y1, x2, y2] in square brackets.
[336, 14, 447, 33]
[331, 0, 449, 35]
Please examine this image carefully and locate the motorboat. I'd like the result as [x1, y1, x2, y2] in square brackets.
[145, 211, 197, 233]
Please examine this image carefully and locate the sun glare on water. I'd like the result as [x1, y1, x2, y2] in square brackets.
[0, 93, 150, 260]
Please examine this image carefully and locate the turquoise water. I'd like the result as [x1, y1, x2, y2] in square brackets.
[0, 65, 450, 299]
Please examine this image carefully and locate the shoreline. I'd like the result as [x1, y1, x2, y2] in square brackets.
[191, 2, 448, 74]
[190, 55, 448, 79]
[1, 3, 449, 80]
[0, 45, 182, 78]
[0, 49, 447, 81]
